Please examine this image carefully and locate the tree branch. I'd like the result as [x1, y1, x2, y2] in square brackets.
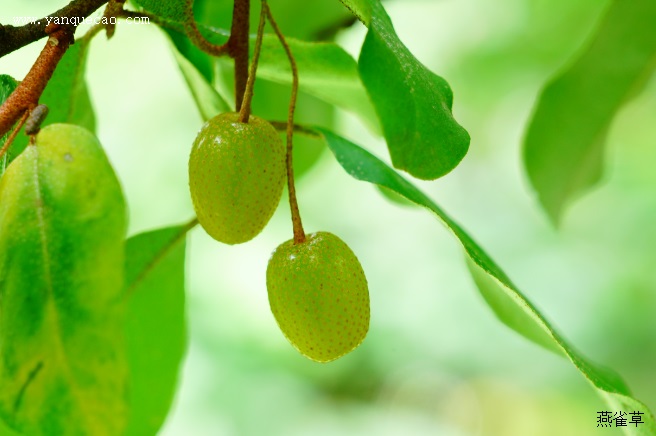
[229, 0, 250, 111]
[0, 25, 75, 139]
[0, 0, 107, 58]
[237, 2, 266, 123]
[182, 0, 251, 109]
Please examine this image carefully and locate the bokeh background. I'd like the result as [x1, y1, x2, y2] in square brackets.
[2, 0, 655, 434]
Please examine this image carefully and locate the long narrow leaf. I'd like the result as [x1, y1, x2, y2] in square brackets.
[318, 127, 655, 435]
[124, 223, 191, 436]
[524, 0, 656, 223]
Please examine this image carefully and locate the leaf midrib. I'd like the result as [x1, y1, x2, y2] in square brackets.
[31, 147, 95, 431]
[126, 219, 195, 295]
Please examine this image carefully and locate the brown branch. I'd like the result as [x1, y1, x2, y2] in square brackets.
[0, 0, 107, 58]
[103, 0, 126, 38]
[237, 3, 266, 123]
[183, 0, 229, 56]
[181, 0, 251, 109]
[229, 0, 250, 110]
[0, 25, 75, 139]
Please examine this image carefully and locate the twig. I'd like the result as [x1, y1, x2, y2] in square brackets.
[0, 25, 75, 139]
[82, 22, 105, 42]
[183, 0, 229, 56]
[0, 0, 107, 58]
[229, 0, 250, 110]
[264, 3, 305, 244]
[25, 105, 50, 136]
[103, 0, 126, 38]
[238, 3, 267, 123]
[181, 0, 251, 110]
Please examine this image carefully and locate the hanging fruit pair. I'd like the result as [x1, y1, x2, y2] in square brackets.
[187, 2, 370, 362]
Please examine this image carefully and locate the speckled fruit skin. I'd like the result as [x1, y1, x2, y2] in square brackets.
[266, 232, 370, 363]
[189, 112, 285, 244]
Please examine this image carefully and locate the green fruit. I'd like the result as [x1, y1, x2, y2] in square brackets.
[266, 232, 370, 362]
[189, 112, 285, 244]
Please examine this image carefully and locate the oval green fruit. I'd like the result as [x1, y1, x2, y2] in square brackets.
[266, 232, 370, 362]
[188, 112, 285, 244]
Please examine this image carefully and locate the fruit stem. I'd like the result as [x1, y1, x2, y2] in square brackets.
[237, 0, 266, 123]
[264, 3, 305, 244]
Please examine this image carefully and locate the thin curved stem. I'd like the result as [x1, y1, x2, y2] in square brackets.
[264, 3, 305, 244]
[183, 0, 230, 57]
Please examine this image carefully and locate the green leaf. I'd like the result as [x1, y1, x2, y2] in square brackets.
[353, 0, 470, 180]
[466, 260, 656, 436]
[0, 75, 17, 108]
[131, 0, 187, 23]
[256, 35, 379, 132]
[338, 0, 371, 25]
[167, 35, 231, 120]
[2, 39, 96, 180]
[0, 419, 20, 436]
[155, 15, 378, 131]
[0, 75, 21, 176]
[1, 34, 96, 167]
[135, 1, 378, 130]
[317, 127, 656, 434]
[163, 27, 337, 178]
[40, 38, 96, 133]
[167, 28, 215, 84]
[523, 0, 656, 224]
[376, 185, 416, 208]
[2, 38, 98, 167]
[0, 124, 128, 435]
[212, 29, 378, 131]
[124, 224, 190, 436]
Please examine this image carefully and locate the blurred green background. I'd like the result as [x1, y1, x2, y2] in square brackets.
[2, 0, 655, 434]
